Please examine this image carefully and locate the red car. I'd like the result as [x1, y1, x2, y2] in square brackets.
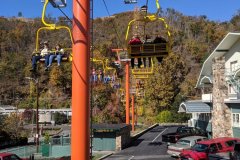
[0, 153, 28, 160]
[179, 137, 240, 160]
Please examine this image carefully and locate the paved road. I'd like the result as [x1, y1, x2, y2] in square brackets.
[105, 125, 179, 160]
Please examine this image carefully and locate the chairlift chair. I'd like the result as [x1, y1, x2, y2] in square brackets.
[105, 59, 117, 75]
[133, 74, 149, 79]
[49, 0, 67, 8]
[125, 0, 171, 76]
[33, 0, 72, 63]
[90, 58, 106, 74]
[124, 0, 138, 4]
[119, 88, 126, 102]
[126, 17, 171, 58]
[34, 26, 73, 63]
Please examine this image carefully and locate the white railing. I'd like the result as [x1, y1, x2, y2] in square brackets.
[228, 93, 240, 100]
[202, 93, 212, 102]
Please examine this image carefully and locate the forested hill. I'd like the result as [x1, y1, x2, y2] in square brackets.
[1, 9, 240, 123]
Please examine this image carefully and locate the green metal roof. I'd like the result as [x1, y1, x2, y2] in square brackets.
[92, 123, 131, 132]
[179, 101, 211, 113]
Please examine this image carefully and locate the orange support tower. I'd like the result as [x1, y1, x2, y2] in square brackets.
[131, 94, 135, 131]
[72, 0, 90, 160]
[125, 61, 130, 124]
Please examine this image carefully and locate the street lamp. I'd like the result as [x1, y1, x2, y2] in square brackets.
[25, 77, 39, 153]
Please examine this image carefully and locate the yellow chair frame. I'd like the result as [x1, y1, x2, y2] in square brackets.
[119, 88, 126, 102]
[105, 59, 117, 76]
[125, 0, 171, 75]
[34, 0, 73, 61]
[90, 58, 106, 74]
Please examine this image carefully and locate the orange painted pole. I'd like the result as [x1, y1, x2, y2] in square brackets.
[72, 0, 90, 160]
[135, 105, 138, 125]
[131, 94, 135, 131]
[126, 62, 130, 124]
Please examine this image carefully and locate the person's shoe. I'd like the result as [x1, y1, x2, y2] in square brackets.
[44, 67, 48, 71]
[29, 68, 36, 72]
[57, 63, 60, 67]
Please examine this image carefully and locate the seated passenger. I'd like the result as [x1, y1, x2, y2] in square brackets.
[143, 35, 153, 44]
[104, 75, 111, 83]
[153, 35, 167, 43]
[153, 35, 167, 64]
[143, 57, 151, 68]
[91, 68, 98, 83]
[129, 35, 142, 69]
[143, 35, 152, 68]
[30, 41, 50, 72]
[48, 44, 64, 68]
[128, 35, 142, 45]
[131, 58, 142, 69]
[113, 56, 121, 68]
[98, 69, 103, 82]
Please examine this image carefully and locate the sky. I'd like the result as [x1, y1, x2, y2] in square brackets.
[1, 0, 240, 22]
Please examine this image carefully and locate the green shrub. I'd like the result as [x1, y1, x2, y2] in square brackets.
[44, 133, 50, 144]
[156, 110, 172, 123]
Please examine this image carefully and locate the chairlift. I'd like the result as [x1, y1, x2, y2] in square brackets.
[125, 0, 171, 58]
[124, 0, 137, 4]
[125, 0, 171, 75]
[90, 58, 106, 72]
[126, 18, 170, 58]
[33, 0, 72, 63]
[119, 88, 126, 102]
[49, 0, 67, 8]
[105, 59, 117, 75]
[133, 74, 149, 79]
[140, 5, 148, 13]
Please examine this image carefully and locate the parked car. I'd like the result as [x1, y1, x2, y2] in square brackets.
[232, 142, 240, 159]
[208, 142, 240, 160]
[162, 126, 207, 144]
[0, 153, 28, 160]
[180, 137, 240, 160]
[167, 136, 207, 157]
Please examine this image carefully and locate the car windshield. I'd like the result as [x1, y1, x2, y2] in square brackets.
[192, 143, 209, 152]
[177, 139, 191, 145]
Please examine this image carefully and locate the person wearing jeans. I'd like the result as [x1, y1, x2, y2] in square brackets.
[30, 41, 50, 72]
[47, 44, 64, 68]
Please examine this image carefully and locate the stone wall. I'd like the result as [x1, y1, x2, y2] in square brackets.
[212, 56, 232, 138]
[115, 126, 131, 151]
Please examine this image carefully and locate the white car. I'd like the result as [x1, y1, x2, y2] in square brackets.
[167, 136, 207, 157]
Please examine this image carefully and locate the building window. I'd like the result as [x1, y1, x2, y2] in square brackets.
[229, 84, 236, 94]
[198, 113, 210, 121]
[230, 61, 238, 72]
[232, 113, 240, 127]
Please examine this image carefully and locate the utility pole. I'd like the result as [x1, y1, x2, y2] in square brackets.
[25, 77, 39, 153]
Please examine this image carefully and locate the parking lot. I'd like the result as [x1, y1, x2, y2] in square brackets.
[105, 125, 178, 160]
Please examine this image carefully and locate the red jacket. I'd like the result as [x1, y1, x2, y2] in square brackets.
[128, 37, 142, 45]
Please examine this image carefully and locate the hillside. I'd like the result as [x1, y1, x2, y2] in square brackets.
[1, 8, 240, 123]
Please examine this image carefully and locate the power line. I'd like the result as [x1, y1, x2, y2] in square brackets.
[102, 0, 124, 49]
[90, 0, 94, 158]
[57, 7, 72, 23]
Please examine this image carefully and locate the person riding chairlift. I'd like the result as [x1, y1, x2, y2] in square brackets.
[153, 35, 167, 64]
[47, 44, 64, 68]
[143, 35, 152, 68]
[128, 34, 142, 69]
[30, 41, 50, 72]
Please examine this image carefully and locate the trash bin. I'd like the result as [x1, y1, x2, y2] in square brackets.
[42, 144, 50, 157]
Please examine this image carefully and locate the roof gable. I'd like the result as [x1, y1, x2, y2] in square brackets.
[196, 32, 240, 88]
